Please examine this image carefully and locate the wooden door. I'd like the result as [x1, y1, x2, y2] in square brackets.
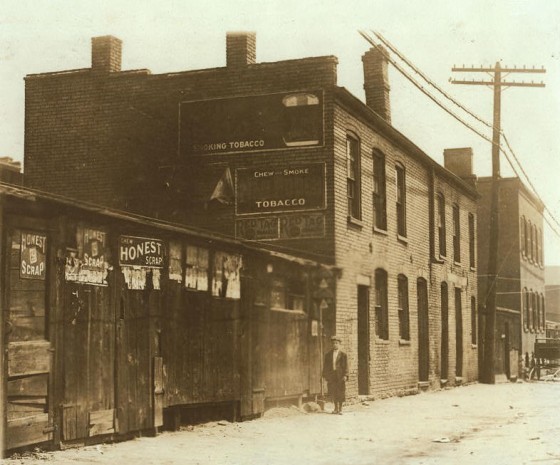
[440, 283, 449, 381]
[5, 228, 52, 450]
[61, 284, 115, 442]
[116, 285, 156, 434]
[417, 278, 429, 382]
[455, 288, 463, 378]
[357, 285, 370, 395]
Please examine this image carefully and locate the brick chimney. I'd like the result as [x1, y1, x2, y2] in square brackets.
[92, 36, 122, 73]
[444, 147, 476, 185]
[226, 32, 256, 68]
[362, 45, 391, 123]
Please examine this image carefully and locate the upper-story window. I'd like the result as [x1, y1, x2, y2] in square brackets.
[523, 288, 529, 331]
[372, 150, 387, 230]
[453, 204, 461, 263]
[520, 216, 526, 258]
[540, 294, 546, 333]
[395, 163, 407, 237]
[346, 133, 361, 220]
[532, 224, 537, 264]
[532, 291, 538, 332]
[524, 218, 530, 258]
[540, 228, 544, 265]
[536, 227, 541, 266]
[468, 213, 475, 268]
[437, 193, 446, 257]
[528, 220, 534, 262]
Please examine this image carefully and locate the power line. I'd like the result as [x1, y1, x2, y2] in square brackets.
[371, 30, 494, 130]
[359, 31, 560, 240]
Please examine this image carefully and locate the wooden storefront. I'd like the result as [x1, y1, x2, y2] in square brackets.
[0, 184, 333, 454]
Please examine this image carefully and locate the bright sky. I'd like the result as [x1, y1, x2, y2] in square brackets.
[2, 0, 560, 265]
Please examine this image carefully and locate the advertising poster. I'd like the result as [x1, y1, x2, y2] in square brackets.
[20, 231, 47, 280]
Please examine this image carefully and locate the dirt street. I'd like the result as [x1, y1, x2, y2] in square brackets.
[5, 381, 560, 465]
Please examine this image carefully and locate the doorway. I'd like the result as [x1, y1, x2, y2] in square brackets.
[357, 285, 370, 395]
[455, 288, 463, 378]
[417, 278, 429, 382]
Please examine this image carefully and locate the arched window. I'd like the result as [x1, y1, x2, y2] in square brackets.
[532, 224, 537, 263]
[453, 204, 461, 263]
[523, 288, 529, 331]
[536, 294, 541, 332]
[346, 132, 361, 220]
[395, 163, 407, 237]
[520, 216, 526, 258]
[437, 193, 446, 257]
[397, 274, 410, 340]
[374, 269, 388, 340]
[372, 150, 387, 230]
[531, 291, 537, 331]
[524, 218, 530, 257]
[440, 282, 449, 380]
[541, 295, 546, 333]
[536, 227, 541, 266]
[528, 221, 534, 262]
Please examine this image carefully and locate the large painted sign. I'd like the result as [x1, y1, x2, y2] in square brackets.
[180, 91, 324, 156]
[236, 163, 325, 215]
[236, 213, 325, 241]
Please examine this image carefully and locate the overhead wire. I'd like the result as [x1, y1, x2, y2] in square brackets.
[360, 30, 560, 240]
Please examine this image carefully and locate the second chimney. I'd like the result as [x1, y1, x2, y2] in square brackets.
[226, 32, 256, 68]
[444, 147, 476, 185]
[362, 45, 391, 123]
[92, 36, 122, 73]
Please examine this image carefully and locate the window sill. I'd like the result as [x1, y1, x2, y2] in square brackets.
[432, 256, 445, 264]
[347, 216, 364, 229]
[375, 338, 390, 345]
[453, 261, 461, 266]
[399, 339, 411, 346]
[455, 376, 463, 384]
[397, 234, 408, 245]
[471, 344, 478, 350]
[373, 226, 388, 236]
[470, 266, 476, 272]
[440, 379, 448, 387]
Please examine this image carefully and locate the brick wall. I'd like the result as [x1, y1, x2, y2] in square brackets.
[24, 34, 480, 401]
[24, 49, 339, 259]
[477, 177, 545, 373]
[332, 102, 478, 398]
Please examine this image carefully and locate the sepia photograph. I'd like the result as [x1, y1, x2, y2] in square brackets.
[1, 1, 559, 463]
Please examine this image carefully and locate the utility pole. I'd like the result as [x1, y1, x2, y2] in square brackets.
[451, 63, 545, 384]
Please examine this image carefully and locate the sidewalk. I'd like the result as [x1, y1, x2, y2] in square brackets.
[5, 381, 560, 465]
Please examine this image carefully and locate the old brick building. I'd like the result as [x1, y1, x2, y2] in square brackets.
[24, 33, 479, 399]
[477, 177, 546, 379]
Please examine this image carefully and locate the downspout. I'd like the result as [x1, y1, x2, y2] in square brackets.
[428, 166, 436, 279]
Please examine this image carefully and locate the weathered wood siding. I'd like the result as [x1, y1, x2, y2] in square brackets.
[162, 286, 240, 407]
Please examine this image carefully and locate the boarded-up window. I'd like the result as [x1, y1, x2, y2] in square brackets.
[10, 230, 47, 342]
[185, 246, 209, 291]
[212, 252, 242, 299]
[168, 241, 183, 282]
[269, 275, 305, 311]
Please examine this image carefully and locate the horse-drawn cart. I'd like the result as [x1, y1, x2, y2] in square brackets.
[530, 338, 560, 381]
